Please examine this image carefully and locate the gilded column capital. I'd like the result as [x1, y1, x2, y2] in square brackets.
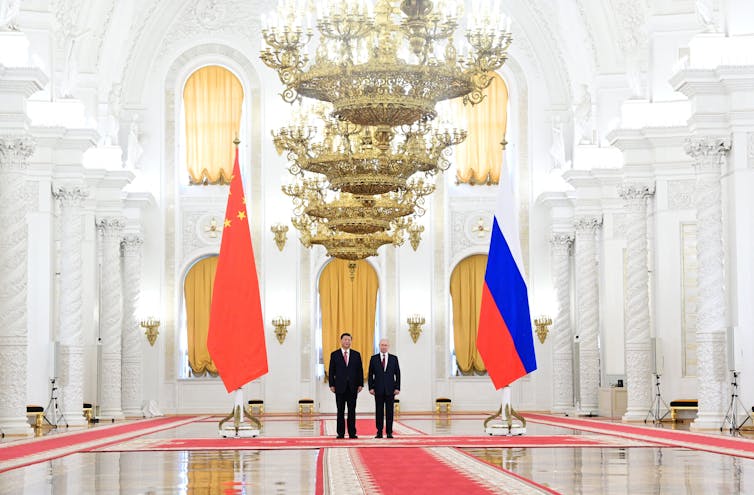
[0, 135, 34, 171]
[53, 184, 88, 207]
[618, 182, 655, 201]
[550, 232, 574, 248]
[574, 215, 603, 232]
[684, 137, 731, 171]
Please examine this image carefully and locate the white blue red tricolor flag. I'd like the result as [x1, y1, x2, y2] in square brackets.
[476, 166, 537, 389]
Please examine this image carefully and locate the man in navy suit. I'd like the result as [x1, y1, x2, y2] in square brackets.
[368, 338, 401, 438]
[329, 332, 364, 438]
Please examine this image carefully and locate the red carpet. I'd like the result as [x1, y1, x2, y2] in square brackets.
[0, 416, 200, 473]
[357, 447, 499, 495]
[526, 413, 754, 458]
[94, 433, 643, 452]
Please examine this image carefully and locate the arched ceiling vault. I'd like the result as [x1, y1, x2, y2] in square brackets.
[54, 0, 654, 107]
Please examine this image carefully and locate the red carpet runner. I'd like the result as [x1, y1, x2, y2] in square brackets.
[356, 447, 507, 494]
[0, 416, 200, 473]
[525, 413, 754, 458]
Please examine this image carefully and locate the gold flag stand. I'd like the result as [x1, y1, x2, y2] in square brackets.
[218, 389, 261, 438]
[484, 386, 527, 436]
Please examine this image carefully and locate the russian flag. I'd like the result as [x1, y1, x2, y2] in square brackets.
[476, 166, 537, 389]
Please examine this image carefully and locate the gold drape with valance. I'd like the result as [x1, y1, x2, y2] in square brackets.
[452, 73, 509, 185]
[184, 256, 219, 375]
[319, 260, 378, 380]
[183, 65, 244, 185]
[450, 254, 488, 374]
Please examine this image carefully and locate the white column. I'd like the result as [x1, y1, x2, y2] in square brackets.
[685, 137, 731, 430]
[0, 136, 34, 435]
[121, 234, 143, 417]
[618, 182, 655, 422]
[53, 184, 89, 426]
[574, 215, 602, 414]
[97, 216, 125, 420]
[550, 232, 574, 413]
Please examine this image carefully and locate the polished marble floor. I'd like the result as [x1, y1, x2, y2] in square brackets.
[1, 414, 753, 494]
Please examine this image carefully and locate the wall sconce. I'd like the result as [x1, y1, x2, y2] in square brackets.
[534, 316, 552, 344]
[407, 314, 425, 343]
[140, 317, 160, 346]
[407, 223, 424, 251]
[271, 223, 289, 251]
[271, 316, 291, 344]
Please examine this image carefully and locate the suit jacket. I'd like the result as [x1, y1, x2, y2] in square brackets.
[328, 348, 364, 393]
[368, 353, 400, 395]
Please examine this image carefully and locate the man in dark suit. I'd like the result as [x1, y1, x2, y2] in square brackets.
[328, 332, 364, 438]
[368, 338, 400, 438]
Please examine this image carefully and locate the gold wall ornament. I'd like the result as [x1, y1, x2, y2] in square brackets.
[140, 317, 160, 346]
[271, 316, 291, 344]
[271, 223, 289, 251]
[471, 217, 490, 237]
[408, 222, 424, 251]
[205, 217, 221, 238]
[261, 0, 512, 126]
[407, 314, 426, 343]
[534, 316, 552, 344]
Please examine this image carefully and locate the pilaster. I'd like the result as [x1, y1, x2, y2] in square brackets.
[574, 215, 603, 414]
[121, 233, 144, 417]
[550, 232, 574, 413]
[97, 216, 126, 420]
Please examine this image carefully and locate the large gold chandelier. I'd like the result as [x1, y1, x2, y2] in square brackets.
[261, 0, 512, 260]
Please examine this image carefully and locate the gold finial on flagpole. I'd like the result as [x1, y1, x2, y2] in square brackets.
[233, 136, 240, 146]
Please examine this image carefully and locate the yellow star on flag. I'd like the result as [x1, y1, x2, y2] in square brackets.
[242, 196, 247, 205]
[224, 219, 231, 228]
[237, 211, 246, 221]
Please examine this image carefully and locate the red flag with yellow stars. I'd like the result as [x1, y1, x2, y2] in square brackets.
[207, 147, 268, 392]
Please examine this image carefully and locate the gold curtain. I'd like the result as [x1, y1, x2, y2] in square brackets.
[450, 254, 488, 374]
[319, 259, 379, 380]
[186, 451, 235, 493]
[184, 256, 219, 376]
[183, 65, 244, 185]
[452, 73, 509, 185]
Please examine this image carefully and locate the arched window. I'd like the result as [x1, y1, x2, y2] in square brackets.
[449, 254, 488, 375]
[452, 73, 509, 185]
[183, 65, 244, 185]
[318, 259, 379, 380]
[182, 255, 219, 377]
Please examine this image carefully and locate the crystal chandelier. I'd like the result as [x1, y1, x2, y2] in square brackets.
[261, 0, 512, 260]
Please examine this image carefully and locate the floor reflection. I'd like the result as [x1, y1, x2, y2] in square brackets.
[1, 415, 753, 494]
[464, 446, 754, 494]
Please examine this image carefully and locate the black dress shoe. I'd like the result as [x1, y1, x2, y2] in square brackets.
[336, 435, 344, 439]
[375, 433, 383, 438]
[349, 435, 358, 439]
[386, 434, 393, 438]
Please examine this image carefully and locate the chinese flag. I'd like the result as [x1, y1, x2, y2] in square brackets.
[207, 147, 268, 392]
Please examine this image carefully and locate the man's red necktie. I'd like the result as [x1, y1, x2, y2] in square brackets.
[344, 350, 349, 366]
[381, 355, 386, 371]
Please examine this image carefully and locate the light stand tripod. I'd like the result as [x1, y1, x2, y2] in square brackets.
[721, 370, 752, 433]
[44, 378, 67, 428]
[645, 373, 669, 424]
